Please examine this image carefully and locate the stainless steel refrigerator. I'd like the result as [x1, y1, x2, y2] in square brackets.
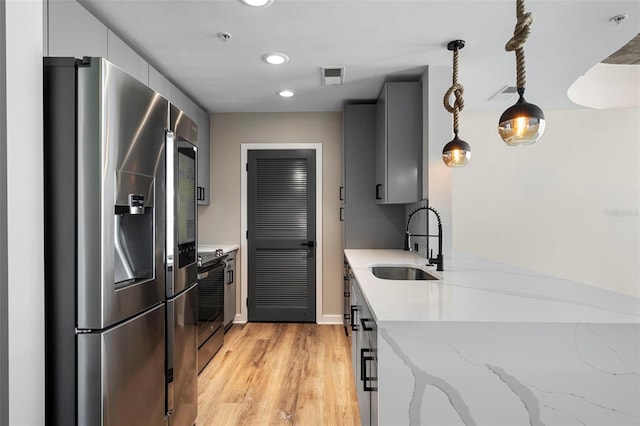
[44, 57, 170, 425]
[165, 104, 199, 426]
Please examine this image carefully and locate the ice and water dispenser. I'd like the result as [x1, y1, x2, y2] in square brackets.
[114, 170, 156, 287]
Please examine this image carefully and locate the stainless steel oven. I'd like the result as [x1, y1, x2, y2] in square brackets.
[196, 255, 227, 373]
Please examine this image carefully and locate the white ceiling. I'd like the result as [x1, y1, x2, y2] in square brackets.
[77, 0, 640, 113]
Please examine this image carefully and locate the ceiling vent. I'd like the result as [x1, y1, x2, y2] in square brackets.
[489, 85, 518, 101]
[321, 66, 345, 85]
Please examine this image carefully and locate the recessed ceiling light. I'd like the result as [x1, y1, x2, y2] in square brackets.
[263, 53, 289, 65]
[610, 14, 628, 25]
[278, 90, 295, 98]
[239, 0, 273, 7]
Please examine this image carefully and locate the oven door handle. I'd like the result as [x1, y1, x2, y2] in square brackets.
[197, 261, 226, 280]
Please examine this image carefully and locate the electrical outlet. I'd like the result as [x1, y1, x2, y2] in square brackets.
[414, 243, 419, 252]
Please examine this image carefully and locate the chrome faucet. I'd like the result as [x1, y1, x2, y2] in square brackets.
[404, 205, 444, 271]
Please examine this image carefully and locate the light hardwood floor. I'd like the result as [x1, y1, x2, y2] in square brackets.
[197, 323, 361, 426]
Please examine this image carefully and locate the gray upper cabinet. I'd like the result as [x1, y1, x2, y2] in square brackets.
[170, 84, 192, 118]
[107, 30, 149, 85]
[47, 0, 108, 58]
[375, 82, 422, 204]
[47, 0, 209, 204]
[195, 108, 210, 205]
[149, 66, 172, 101]
[342, 104, 405, 249]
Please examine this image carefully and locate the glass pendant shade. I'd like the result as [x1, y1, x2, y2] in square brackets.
[499, 92, 546, 146]
[442, 134, 471, 167]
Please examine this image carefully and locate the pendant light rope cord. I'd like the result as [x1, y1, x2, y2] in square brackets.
[505, 0, 533, 89]
[443, 47, 464, 132]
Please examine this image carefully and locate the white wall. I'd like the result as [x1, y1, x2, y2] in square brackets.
[197, 112, 343, 319]
[453, 108, 640, 297]
[5, 0, 45, 424]
[420, 66, 454, 259]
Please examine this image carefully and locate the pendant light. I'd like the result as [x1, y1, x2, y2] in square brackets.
[498, 0, 545, 146]
[442, 40, 471, 168]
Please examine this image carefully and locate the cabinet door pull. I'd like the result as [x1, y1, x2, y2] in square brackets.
[360, 348, 368, 381]
[350, 305, 359, 330]
[360, 348, 378, 391]
[339, 186, 344, 201]
[339, 207, 344, 222]
[363, 354, 378, 391]
[361, 318, 374, 331]
[375, 184, 382, 200]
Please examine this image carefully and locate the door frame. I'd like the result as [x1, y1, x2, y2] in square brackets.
[239, 143, 323, 323]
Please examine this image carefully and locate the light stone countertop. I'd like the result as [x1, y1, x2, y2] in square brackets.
[346, 249, 640, 425]
[344, 249, 640, 324]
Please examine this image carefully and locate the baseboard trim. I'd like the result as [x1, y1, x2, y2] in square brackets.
[232, 315, 343, 325]
[317, 315, 343, 325]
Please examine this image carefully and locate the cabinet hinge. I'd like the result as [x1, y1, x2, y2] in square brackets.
[246, 163, 248, 172]
[246, 230, 248, 240]
[246, 298, 248, 307]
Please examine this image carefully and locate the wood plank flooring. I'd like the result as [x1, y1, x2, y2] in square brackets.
[197, 323, 360, 426]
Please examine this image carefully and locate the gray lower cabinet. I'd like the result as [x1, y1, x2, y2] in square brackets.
[375, 81, 422, 204]
[350, 274, 378, 426]
[224, 250, 237, 330]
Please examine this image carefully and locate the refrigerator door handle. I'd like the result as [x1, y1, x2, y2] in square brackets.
[166, 130, 176, 266]
[166, 299, 175, 416]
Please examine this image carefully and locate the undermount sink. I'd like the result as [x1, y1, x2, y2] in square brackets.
[370, 265, 439, 281]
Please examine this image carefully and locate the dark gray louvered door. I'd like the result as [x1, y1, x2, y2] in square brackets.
[247, 149, 316, 322]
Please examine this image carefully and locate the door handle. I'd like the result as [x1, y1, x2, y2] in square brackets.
[300, 241, 315, 248]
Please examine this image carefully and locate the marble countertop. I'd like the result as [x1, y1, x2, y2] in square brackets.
[199, 244, 239, 254]
[344, 249, 640, 324]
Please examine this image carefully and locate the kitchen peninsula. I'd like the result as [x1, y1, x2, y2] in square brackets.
[344, 249, 640, 426]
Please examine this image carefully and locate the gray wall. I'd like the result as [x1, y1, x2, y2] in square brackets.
[198, 112, 344, 321]
[0, 0, 8, 423]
